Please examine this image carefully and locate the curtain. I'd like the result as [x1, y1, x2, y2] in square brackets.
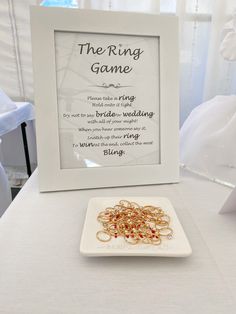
[0, 0, 236, 125]
[0, 0, 36, 101]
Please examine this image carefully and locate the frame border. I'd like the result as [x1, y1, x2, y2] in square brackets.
[30, 6, 179, 191]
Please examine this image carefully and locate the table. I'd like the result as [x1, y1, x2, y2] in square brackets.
[0, 169, 236, 314]
[0, 102, 35, 176]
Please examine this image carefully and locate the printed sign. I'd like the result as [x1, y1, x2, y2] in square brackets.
[55, 32, 160, 168]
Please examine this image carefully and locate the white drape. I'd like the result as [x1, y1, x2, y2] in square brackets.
[0, 0, 236, 124]
[0, 0, 36, 101]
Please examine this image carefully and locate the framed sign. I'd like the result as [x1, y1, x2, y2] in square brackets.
[30, 6, 179, 191]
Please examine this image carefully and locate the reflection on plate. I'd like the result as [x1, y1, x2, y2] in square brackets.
[80, 197, 192, 257]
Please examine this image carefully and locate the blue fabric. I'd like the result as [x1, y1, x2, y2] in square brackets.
[40, 0, 78, 8]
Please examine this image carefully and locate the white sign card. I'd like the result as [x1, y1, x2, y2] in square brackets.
[56, 32, 160, 169]
[31, 7, 179, 191]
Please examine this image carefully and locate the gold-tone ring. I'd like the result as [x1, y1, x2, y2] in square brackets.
[96, 231, 111, 242]
[159, 227, 173, 237]
[142, 238, 152, 244]
[119, 200, 131, 207]
[124, 236, 139, 245]
[130, 202, 140, 209]
[151, 237, 162, 245]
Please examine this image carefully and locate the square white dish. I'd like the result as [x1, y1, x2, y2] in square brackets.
[80, 197, 192, 257]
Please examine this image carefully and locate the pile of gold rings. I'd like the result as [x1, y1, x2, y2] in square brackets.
[96, 200, 173, 245]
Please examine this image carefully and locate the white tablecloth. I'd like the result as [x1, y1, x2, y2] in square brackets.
[0, 169, 236, 314]
[0, 102, 35, 136]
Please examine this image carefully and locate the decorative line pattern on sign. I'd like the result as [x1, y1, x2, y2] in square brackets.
[90, 83, 133, 89]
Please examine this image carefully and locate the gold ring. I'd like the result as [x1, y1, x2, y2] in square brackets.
[96, 230, 111, 242]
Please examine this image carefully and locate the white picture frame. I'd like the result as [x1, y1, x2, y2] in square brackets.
[30, 6, 179, 192]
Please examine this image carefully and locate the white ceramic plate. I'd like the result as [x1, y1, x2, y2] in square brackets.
[80, 197, 192, 257]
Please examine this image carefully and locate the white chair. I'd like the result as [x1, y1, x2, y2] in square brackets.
[0, 138, 11, 217]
